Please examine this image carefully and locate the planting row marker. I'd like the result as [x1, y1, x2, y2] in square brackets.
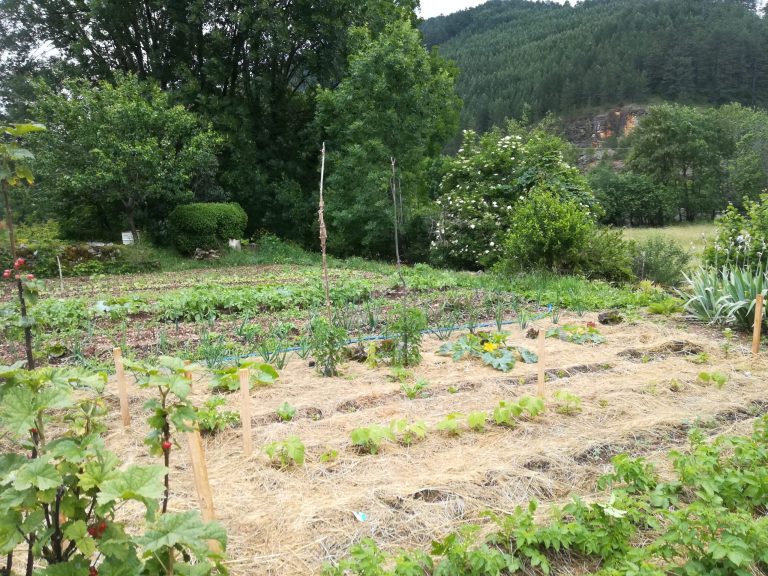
[537, 330, 546, 397]
[185, 427, 220, 552]
[112, 347, 131, 427]
[239, 368, 254, 457]
[753, 294, 764, 355]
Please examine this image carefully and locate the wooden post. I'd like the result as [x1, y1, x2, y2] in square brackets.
[239, 368, 253, 457]
[537, 330, 546, 397]
[184, 359, 193, 382]
[113, 348, 130, 426]
[185, 427, 220, 552]
[753, 294, 764, 355]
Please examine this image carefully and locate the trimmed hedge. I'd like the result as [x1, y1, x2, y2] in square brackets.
[168, 203, 248, 255]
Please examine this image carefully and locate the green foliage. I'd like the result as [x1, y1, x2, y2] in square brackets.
[433, 124, 595, 270]
[309, 316, 348, 377]
[706, 193, 768, 269]
[31, 74, 222, 242]
[196, 397, 239, 435]
[210, 360, 279, 393]
[647, 297, 685, 316]
[547, 323, 606, 345]
[316, 19, 460, 258]
[328, 417, 768, 575]
[577, 227, 636, 283]
[351, 425, 395, 455]
[681, 264, 768, 331]
[697, 371, 728, 389]
[590, 167, 677, 227]
[632, 235, 692, 286]
[168, 202, 248, 255]
[466, 411, 488, 432]
[438, 332, 538, 373]
[389, 419, 428, 446]
[276, 401, 297, 422]
[401, 378, 429, 400]
[0, 363, 227, 574]
[493, 396, 546, 427]
[264, 436, 305, 467]
[628, 104, 729, 222]
[421, 0, 768, 128]
[501, 186, 596, 275]
[436, 412, 464, 436]
[552, 390, 583, 416]
[385, 307, 427, 367]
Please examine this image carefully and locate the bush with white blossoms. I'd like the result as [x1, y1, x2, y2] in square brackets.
[431, 121, 597, 269]
[705, 193, 768, 269]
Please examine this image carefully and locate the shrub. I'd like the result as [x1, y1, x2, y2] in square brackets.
[499, 186, 595, 274]
[632, 235, 692, 286]
[431, 123, 596, 270]
[705, 194, 768, 268]
[168, 202, 247, 255]
[578, 227, 635, 282]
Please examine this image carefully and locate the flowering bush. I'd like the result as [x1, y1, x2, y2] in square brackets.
[431, 123, 596, 269]
[705, 193, 768, 268]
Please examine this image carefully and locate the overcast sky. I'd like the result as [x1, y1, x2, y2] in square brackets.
[418, 0, 574, 19]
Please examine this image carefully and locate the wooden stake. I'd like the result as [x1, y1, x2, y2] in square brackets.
[753, 294, 764, 355]
[239, 368, 253, 457]
[184, 359, 193, 382]
[185, 427, 220, 552]
[113, 347, 130, 426]
[537, 330, 546, 397]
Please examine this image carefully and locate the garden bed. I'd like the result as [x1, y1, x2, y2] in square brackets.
[97, 311, 766, 575]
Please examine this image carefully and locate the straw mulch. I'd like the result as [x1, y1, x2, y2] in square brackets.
[93, 312, 768, 575]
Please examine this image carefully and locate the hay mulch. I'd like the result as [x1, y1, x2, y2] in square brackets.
[98, 312, 768, 575]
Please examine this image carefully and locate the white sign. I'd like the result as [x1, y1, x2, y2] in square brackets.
[121, 232, 135, 245]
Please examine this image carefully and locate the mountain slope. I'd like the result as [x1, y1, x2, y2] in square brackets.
[421, 0, 768, 131]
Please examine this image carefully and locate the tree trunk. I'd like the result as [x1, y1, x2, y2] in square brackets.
[126, 204, 139, 244]
[2, 180, 17, 260]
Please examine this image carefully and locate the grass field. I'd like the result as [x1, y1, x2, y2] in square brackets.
[621, 223, 716, 264]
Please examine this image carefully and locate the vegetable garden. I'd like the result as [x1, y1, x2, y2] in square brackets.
[2, 262, 768, 575]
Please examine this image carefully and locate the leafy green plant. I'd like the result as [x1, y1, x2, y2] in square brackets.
[493, 396, 546, 426]
[276, 401, 297, 422]
[0, 362, 228, 575]
[552, 390, 582, 415]
[125, 357, 205, 513]
[647, 297, 684, 316]
[467, 411, 488, 431]
[697, 371, 728, 389]
[385, 307, 427, 367]
[197, 396, 239, 435]
[310, 316, 348, 377]
[264, 435, 305, 467]
[210, 359, 279, 393]
[436, 412, 464, 436]
[547, 323, 606, 344]
[351, 425, 394, 455]
[320, 448, 339, 463]
[401, 378, 429, 400]
[722, 327, 734, 358]
[389, 419, 428, 446]
[438, 332, 537, 373]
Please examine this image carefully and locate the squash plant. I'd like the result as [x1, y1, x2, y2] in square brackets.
[0, 362, 227, 575]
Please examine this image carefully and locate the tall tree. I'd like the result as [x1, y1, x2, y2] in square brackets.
[316, 19, 460, 259]
[626, 104, 730, 221]
[0, 0, 421, 244]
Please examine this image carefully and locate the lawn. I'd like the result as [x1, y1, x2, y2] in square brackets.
[621, 222, 716, 265]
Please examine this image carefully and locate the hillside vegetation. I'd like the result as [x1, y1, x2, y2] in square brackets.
[422, 0, 768, 131]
